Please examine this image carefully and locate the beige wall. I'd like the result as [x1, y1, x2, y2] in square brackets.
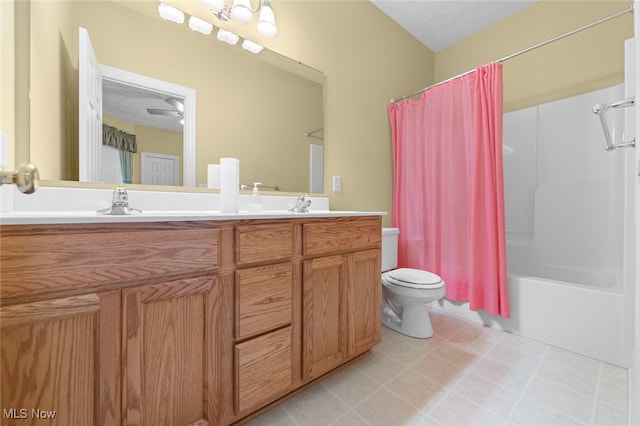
[1, 1, 15, 170]
[29, 0, 76, 180]
[26, 0, 326, 193]
[15, 0, 632, 225]
[18, 0, 433, 218]
[435, 0, 633, 113]
[259, 1, 436, 215]
[160, 0, 634, 218]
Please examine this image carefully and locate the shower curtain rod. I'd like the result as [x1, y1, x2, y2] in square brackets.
[390, 5, 634, 104]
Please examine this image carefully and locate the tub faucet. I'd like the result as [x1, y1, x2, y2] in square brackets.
[289, 194, 312, 213]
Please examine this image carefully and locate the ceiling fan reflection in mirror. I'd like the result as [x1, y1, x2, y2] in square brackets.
[147, 97, 185, 125]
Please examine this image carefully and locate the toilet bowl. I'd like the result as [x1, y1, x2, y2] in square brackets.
[381, 228, 445, 338]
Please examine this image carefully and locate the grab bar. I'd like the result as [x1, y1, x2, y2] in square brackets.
[592, 96, 635, 151]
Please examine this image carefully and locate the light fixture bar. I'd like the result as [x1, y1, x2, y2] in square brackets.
[202, 0, 278, 37]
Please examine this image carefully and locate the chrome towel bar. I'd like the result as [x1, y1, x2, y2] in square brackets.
[592, 96, 635, 151]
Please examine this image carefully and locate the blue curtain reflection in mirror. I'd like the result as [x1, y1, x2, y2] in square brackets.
[103, 124, 137, 184]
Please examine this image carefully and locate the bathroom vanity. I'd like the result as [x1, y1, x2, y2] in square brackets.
[0, 213, 382, 425]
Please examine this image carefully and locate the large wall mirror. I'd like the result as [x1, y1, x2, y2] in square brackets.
[22, 0, 325, 193]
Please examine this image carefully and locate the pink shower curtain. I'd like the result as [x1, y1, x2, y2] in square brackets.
[387, 63, 509, 318]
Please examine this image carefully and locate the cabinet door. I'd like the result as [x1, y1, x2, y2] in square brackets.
[302, 255, 347, 380]
[1, 291, 121, 426]
[348, 250, 381, 357]
[123, 275, 219, 426]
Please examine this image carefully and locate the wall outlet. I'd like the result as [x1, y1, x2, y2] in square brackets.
[332, 175, 342, 192]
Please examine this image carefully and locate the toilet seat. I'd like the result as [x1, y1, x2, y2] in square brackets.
[383, 268, 444, 289]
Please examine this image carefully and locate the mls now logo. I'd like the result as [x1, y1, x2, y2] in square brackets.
[3, 408, 57, 419]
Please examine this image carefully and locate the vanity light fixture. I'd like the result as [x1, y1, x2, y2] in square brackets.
[158, 2, 185, 24]
[217, 28, 240, 45]
[241, 39, 263, 54]
[188, 16, 213, 35]
[203, 0, 278, 38]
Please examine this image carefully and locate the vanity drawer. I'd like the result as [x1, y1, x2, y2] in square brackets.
[235, 262, 293, 339]
[235, 326, 292, 414]
[0, 222, 221, 304]
[235, 223, 294, 265]
[303, 217, 381, 256]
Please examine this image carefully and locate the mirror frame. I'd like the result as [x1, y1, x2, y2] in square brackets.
[82, 64, 197, 186]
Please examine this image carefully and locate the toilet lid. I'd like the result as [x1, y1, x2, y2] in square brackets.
[383, 268, 444, 289]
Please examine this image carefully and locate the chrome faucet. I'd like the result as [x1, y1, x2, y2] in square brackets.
[289, 194, 312, 213]
[97, 185, 141, 215]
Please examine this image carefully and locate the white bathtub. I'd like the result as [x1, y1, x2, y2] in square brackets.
[435, 84, 628, 367]
[430, 271, 628, 367]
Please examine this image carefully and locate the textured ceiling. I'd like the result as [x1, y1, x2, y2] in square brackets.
[102, 79, 184, 133]
[370, 0, 539, 52]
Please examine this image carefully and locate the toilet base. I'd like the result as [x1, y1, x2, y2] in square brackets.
[382, 302, 435, 339]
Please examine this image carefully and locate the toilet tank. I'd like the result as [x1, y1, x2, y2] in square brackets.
[381, 228, 399, 272]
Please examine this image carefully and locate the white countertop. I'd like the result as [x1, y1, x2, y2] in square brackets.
[0, 210, 386, 225]
[0, 185, 386, 225]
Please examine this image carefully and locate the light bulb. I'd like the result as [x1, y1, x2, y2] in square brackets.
[202, 0, 225, 13]
[242, 39, 264, 54]
[217, 28, 239, 45]
[188, 16, 213, 35]
[158, 3, 185, 24]
[257, 1, 277, 37]
[230, 0, 253, 24]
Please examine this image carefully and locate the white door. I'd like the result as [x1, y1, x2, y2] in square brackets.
[141, 152, 179, 186]
[78, 27, 102, 182]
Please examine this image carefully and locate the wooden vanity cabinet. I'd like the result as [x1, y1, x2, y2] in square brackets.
[231, 224, 296, 418]
[301, 218, 382, 381]
[1, 291, 121, 426]
[122, 275, 220, 426]
[0, 221, 222, 426]
[0, 216, 381, 426]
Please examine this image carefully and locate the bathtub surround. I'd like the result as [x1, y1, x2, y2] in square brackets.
[388, 63, 509, 318]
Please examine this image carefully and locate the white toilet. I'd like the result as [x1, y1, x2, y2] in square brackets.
[381, 228, 445, 338]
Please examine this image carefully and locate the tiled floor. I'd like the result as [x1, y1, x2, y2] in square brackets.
[246, 309, 629, 426]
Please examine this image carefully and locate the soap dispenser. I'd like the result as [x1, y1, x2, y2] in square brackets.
[249, 182, 262, 213]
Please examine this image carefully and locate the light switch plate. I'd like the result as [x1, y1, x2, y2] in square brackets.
[332, 175, 342, 192]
